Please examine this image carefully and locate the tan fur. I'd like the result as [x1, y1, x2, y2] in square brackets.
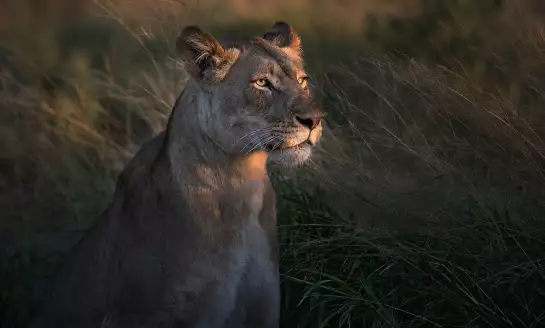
[32, 22, 324, 328]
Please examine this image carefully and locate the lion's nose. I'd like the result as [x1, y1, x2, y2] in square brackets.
[295, 115, 324, 130]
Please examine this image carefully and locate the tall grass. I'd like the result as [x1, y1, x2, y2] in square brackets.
[278, 181, 545, 328]
[1, 1, 545, 327]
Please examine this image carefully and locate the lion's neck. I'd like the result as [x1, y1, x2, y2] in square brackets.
[164, 81, 268, 186]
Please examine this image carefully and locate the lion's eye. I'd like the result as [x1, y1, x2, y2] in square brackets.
[297, 76, 308, 88]
[253, 79, 269, 88]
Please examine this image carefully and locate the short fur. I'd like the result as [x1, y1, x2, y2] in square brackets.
[31, 21, 324, 328]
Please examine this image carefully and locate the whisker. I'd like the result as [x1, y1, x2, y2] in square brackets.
[245, 135, 276, 155]
[235, 127, 273, 151]
[234, 127, 270, 144]
[241, 131, 274, 154]
[271, 137, 284, 151]
[239, 129, 271, 151]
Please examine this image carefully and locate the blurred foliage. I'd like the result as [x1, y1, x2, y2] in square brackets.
[367, 0, 505, 60]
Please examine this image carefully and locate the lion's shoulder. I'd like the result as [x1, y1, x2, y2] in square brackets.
[115, 131, 166, 193]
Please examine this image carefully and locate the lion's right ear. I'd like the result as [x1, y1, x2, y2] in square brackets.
[176, 26, 239, 82]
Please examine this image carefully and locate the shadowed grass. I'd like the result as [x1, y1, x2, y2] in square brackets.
[277, 180, 545, 328]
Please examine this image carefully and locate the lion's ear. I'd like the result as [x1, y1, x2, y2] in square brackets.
[176, 26, 238, 82]
[263, 21, 302, 56]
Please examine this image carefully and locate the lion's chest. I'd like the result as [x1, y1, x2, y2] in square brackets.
[225, 221, 279, 326]
[176, 183, 277, 326]
[223, 180, 279, 324]
[222, 178, 266, 224]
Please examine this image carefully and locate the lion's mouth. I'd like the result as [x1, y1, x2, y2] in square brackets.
[265, 140, 311, 152]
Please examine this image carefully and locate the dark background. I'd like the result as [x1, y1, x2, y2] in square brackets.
[2, 1, 545, 327]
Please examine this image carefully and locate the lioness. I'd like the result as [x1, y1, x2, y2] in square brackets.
[32, 22, 324, 328]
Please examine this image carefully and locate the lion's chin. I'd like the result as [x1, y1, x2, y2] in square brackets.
[267, 142, 313, 166]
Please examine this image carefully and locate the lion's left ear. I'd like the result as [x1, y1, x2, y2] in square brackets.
[176, 26, 239, 82]
[263, 21, 302, 58]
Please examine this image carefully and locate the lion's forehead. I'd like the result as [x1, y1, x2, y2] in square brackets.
[227, 39, 304, 79]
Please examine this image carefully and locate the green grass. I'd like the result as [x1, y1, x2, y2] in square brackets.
[2, 1, 545, 327]
[277, 180, 545, 327]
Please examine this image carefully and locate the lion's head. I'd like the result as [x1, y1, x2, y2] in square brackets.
[176, 22, 324, 166]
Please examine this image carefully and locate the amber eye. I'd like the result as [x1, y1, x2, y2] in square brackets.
[253, 79, 269, 88]
[297, 76, 308, 88]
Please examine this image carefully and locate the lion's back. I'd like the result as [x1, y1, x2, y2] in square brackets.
[31, 132, 170, 328]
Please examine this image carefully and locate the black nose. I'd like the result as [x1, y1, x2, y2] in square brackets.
[295, 115, 323, 130]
